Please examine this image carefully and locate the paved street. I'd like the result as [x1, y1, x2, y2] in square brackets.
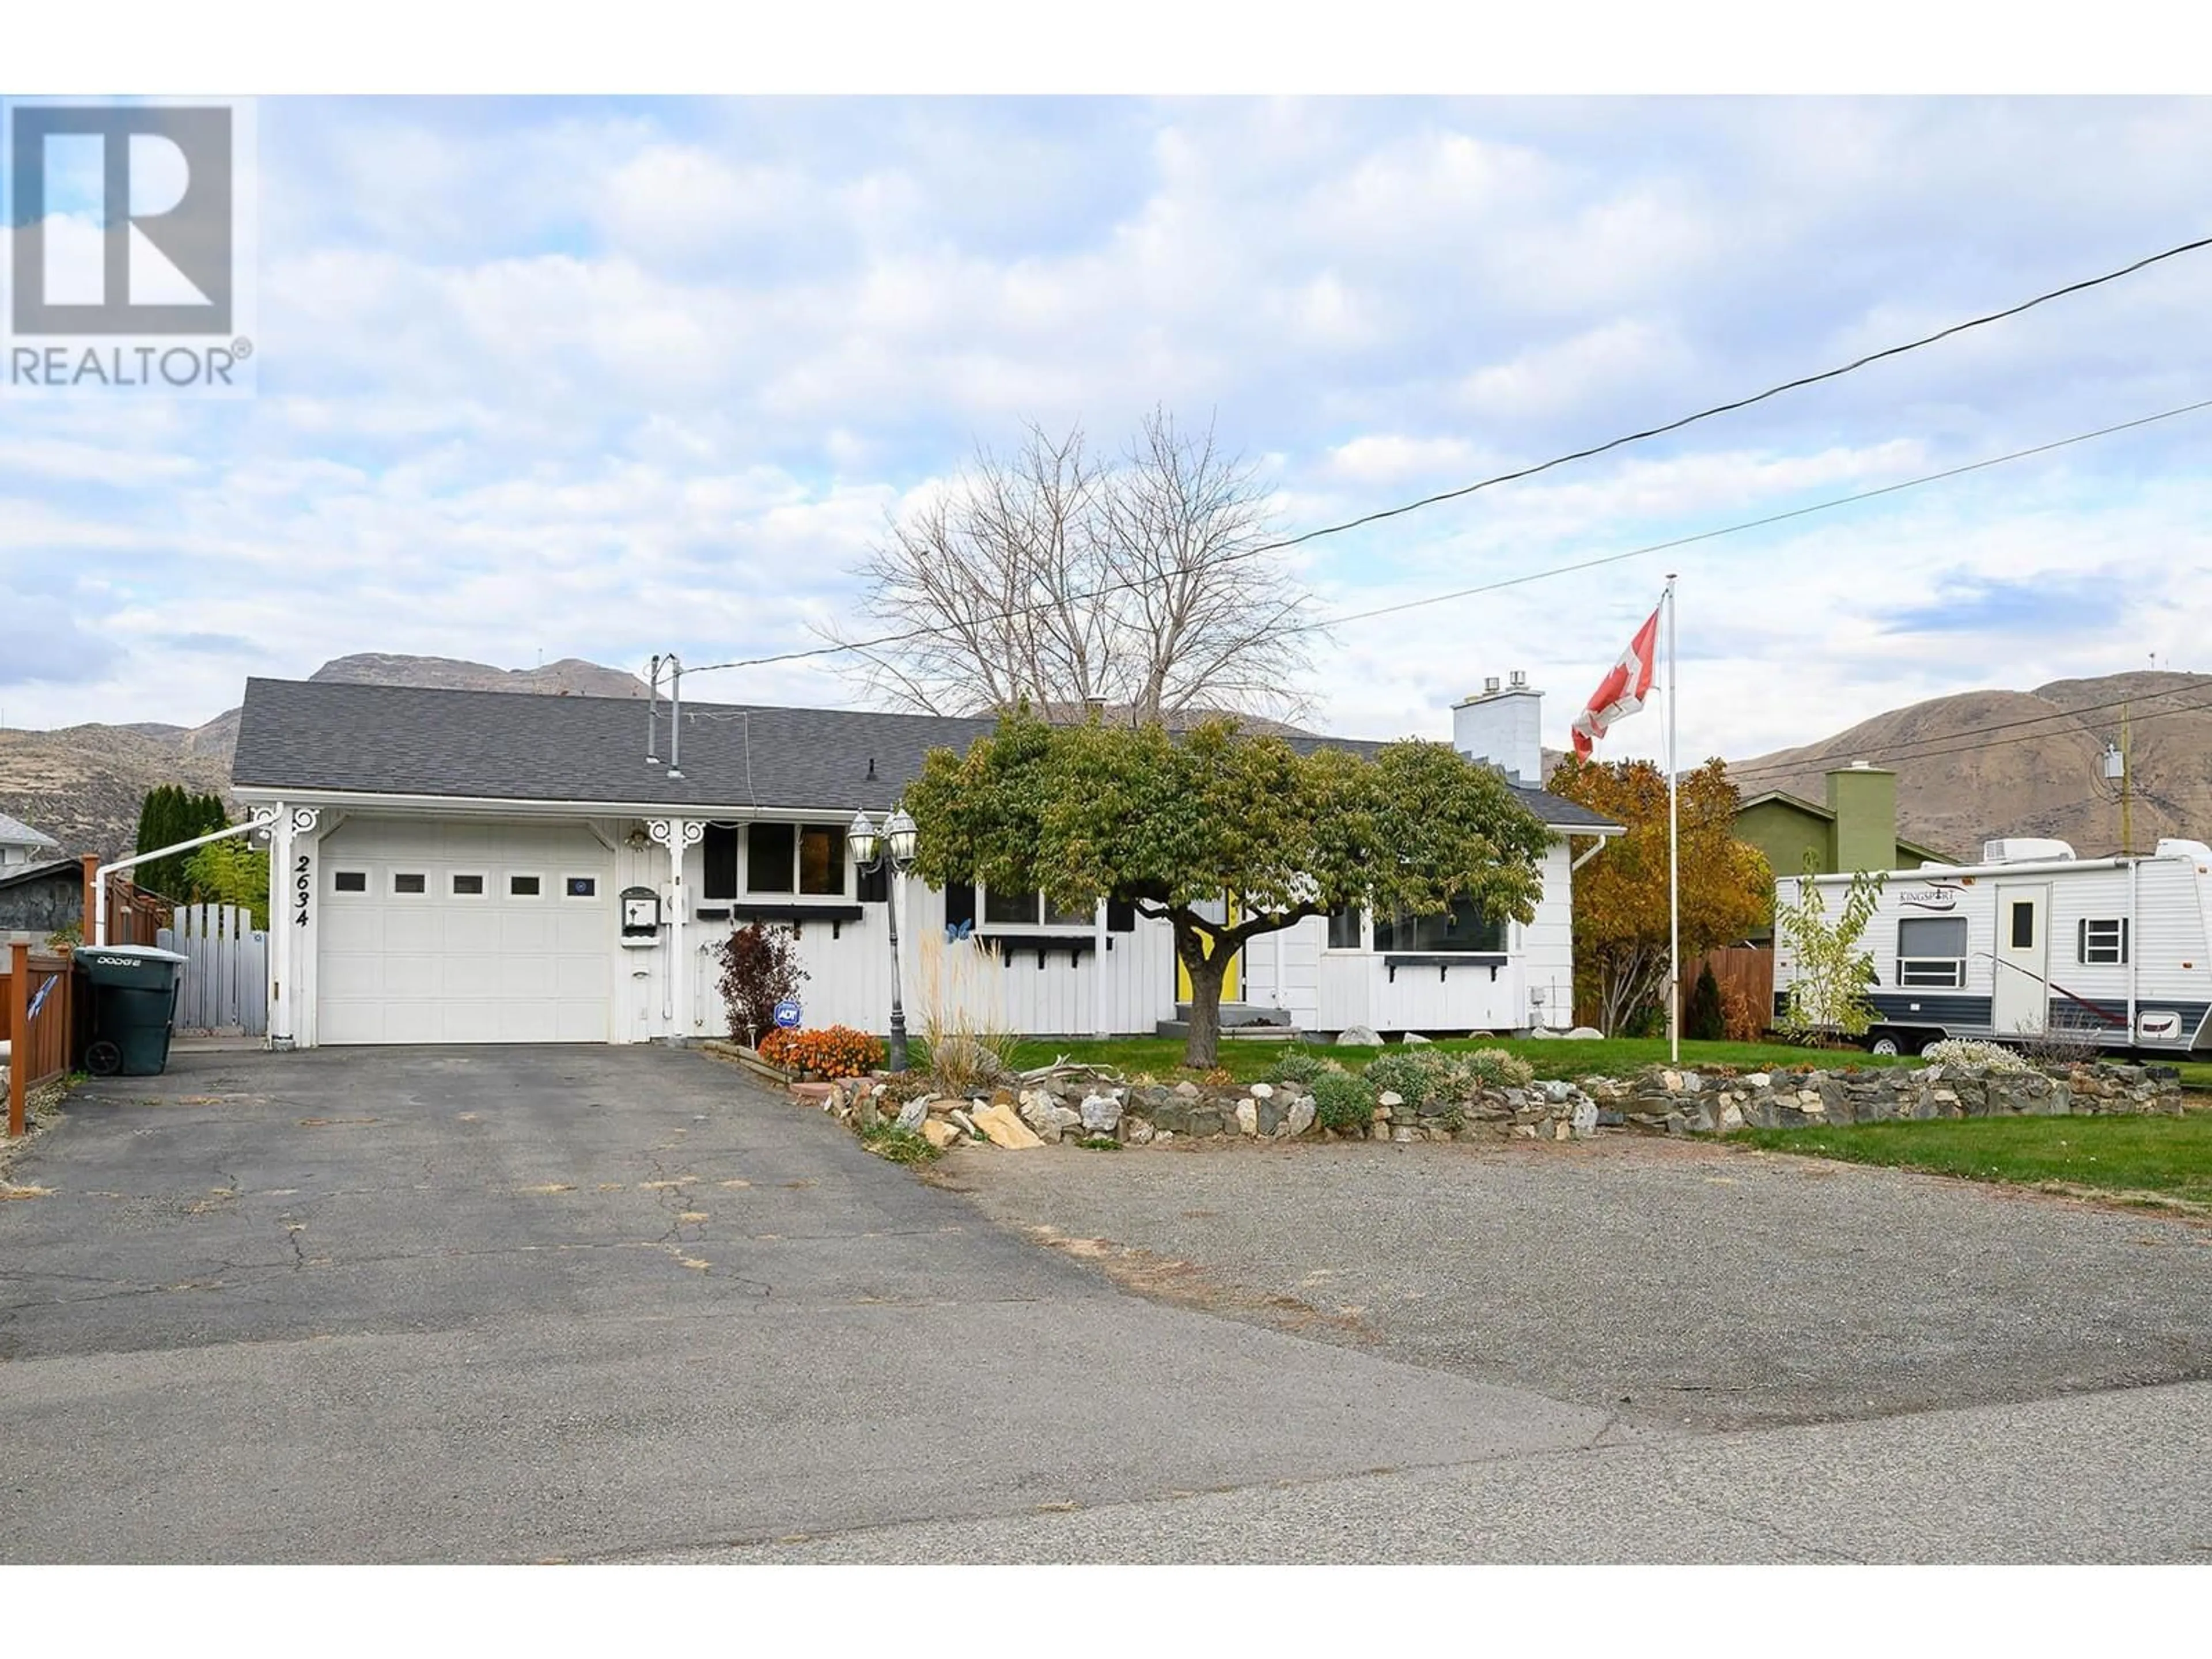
[1, 1046, 2206, 1562]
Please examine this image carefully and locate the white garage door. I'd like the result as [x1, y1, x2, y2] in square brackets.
[317, 817, 615, 1044]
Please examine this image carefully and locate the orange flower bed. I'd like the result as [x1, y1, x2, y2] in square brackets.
[757, 1025, 886, 1078]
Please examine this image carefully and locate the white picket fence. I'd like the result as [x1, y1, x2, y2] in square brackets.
[157, 904, 269, 1036]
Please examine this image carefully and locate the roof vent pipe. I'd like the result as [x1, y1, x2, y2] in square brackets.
[665, 654, 684, 781]
[646, 654, 662, 764]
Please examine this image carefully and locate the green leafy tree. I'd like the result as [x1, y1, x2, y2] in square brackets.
[903, 709, 1555, 1065]
[180, 836, 270, 928]
[1774, 854, 1885, 1043]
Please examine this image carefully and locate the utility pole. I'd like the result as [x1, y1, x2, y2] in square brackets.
[2104, 702, 2135, 856]
[2120, 699, 2134, 857]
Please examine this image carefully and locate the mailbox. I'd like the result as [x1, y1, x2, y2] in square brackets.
[620, 885, 662, 945]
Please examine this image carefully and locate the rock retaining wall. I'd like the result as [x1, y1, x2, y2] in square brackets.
[1578, 1060, 2184, 1134]
[800, 1069, 1611, 1146]
[770, 1056, 2184, 1153]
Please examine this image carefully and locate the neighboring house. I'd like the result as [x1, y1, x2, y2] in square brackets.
[1733, 764, 1953, 943]
[0, 813, 77, 945]
[0, 858, 86, 944]
[230, 676, 1619, 1050]
[0, 812, 62, 872]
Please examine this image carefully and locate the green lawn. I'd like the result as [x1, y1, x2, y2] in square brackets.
[1005, 1034, 1918, 1084]
[1736, 1112, 2212, 1207]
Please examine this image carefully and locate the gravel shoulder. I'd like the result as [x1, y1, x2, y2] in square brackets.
[931, 1134, 2212, 1432]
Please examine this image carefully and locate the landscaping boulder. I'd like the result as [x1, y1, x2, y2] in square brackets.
[1338, 1024, 1382, 1047]
[1078, 1092, 1123, 1135]
[971, 1101, 1044, 1149]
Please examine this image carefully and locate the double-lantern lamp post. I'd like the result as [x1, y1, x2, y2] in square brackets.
[848, 806, 919, 1073]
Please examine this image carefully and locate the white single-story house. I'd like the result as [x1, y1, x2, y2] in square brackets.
[230, 674, 1618, 1049]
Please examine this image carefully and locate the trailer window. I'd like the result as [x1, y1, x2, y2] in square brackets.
[2078, 918, 2129, 965]
[1896, 917, 1967, 988]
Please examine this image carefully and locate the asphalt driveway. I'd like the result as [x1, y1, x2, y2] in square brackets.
[4, 1047, 2209, 1563]
[0, 1046, 1606, 1563]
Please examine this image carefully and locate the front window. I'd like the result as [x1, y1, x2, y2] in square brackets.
[1897, 917, 1967, 988]
[798, 825, 846, 896]
[982, 888, 1093, 927]
[744, 822, 847, 897]
[1326, 906, 1363, 950]
[746, 823, 796, 893]
[1373, 895, 1503, 953]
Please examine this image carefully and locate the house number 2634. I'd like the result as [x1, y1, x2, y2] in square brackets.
[294, 854, 312, 926]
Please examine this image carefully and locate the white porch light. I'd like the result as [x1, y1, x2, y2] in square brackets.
[848, 809, 882, 869]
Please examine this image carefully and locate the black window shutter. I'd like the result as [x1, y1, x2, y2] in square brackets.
[945, 881, 976, 929]
[857, 861, 888, 904]
[1106, 896, 1137, 933]
[703, 824, 738, 900]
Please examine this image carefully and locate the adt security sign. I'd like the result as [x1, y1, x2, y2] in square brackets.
[772, 1000, 803, 1031]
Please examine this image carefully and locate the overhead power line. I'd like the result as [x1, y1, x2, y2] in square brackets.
[1275, 397, 2212, 642]
[681, 231, 2212, 682]
[1724, 673, 2212, 789]
[1260, 232, 2212, 554]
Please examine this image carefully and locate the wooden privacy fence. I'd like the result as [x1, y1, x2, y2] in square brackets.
[79, 856, 173, 948]
[4, 942, 75, 1137]
[1690, 945, 1777, 1035]
[158, 904, 268, 1035]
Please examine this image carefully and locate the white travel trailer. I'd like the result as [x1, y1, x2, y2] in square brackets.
[1774, 836, 2212, 1056]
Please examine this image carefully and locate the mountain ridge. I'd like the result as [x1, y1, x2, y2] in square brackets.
[7, 659, 2203, 868]
[1732, 669, 2212, 861]
[0, 653, 650, 859]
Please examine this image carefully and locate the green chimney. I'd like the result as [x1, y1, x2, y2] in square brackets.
[1825, 764, 1898, 873]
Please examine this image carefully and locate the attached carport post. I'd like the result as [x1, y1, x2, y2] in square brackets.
[649, 818, 701, 1040]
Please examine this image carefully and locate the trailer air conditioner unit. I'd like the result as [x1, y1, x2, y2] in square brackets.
[1980, 838, 2076, 865]
[2154, 838, 2212, 863]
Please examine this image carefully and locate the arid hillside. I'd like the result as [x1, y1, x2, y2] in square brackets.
[0, 654, 649, 859]
[1733, 670, 2212, 860]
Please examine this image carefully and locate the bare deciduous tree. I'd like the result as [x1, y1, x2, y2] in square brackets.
[830, 409, 1319, 725]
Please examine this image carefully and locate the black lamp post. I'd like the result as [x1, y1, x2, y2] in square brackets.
[849, 806, 919, 1073]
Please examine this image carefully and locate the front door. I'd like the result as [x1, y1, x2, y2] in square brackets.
[1991, 884, 2050, 1036]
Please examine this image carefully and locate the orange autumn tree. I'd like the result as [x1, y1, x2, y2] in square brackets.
[1547, 755, 1772, 1036]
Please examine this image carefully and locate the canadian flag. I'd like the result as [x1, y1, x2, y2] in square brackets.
[1571, 605, 1661, 758]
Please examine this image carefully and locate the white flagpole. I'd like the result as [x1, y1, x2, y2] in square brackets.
[1666, 573, 1681, 1065]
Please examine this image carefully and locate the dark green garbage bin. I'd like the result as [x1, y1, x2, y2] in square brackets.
[75, 945, 188, 1077]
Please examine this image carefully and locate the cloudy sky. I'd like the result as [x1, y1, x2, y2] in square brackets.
[4, 95, 2209, 766]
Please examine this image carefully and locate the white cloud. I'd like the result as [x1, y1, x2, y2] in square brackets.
[4, 94, 2209, 753]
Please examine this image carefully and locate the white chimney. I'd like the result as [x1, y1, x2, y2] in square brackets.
[1453, 672, 1544, 786]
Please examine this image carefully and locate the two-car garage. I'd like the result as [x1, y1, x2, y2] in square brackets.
[315, 818, 615, 1045]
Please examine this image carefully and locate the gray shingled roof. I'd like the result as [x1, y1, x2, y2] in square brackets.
[230, 677, 1620, 832]
[0, 811, 61, 850]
